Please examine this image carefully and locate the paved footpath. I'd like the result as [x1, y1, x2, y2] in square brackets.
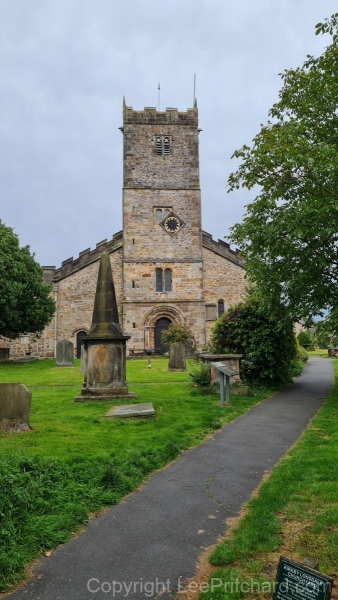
[7, 357, 333, 600]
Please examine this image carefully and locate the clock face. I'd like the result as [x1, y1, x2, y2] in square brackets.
[164, 216, 180, 233]
[159, 211, 185, 237]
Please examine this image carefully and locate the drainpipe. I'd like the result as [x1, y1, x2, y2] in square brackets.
[53, 284, 59, 357]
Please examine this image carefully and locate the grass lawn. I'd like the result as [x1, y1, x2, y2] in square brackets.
[196, 359, 338, 600]
[0, 358, 271, 592]
[308, 349, 331, 358]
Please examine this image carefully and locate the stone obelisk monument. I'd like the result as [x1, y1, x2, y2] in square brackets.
[74, 252, 135, 402]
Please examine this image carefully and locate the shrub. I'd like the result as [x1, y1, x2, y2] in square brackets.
[161, 324, 193, 347]
[188, 361, 211, 390]
[295, 338, 309, 363]
[209, 298, 297, 387]
[297, 330, 314, 349]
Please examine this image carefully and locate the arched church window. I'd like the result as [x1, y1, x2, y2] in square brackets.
[153, 207, 172, 222]
[155, 268, 172, 292]
[164, 268, 172, 292]
[218, 299, 225, 317]
[156, 268, 163, 292]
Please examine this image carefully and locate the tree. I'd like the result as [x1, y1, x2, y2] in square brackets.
[227, 15, 338, 327]
[209, 297, 297, 387]
[313, 319, 338, 348]
[0, 221, 55, 339]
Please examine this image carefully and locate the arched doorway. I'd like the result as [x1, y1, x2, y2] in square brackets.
[76, 330, 88, 359]
[154, 317, 172, 354]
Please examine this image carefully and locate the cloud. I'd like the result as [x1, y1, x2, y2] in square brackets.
[0, 0, 336, 264]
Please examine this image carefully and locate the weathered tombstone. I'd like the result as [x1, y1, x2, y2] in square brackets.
[0, 348, 10, 363]
[169, 342, 186, 371]
[106, 403, 155, 418]
[185, 338, 195, 358]
[0, 383, 31, 425]
[75, 252, 135, 402]
[56, 340, 74, 367]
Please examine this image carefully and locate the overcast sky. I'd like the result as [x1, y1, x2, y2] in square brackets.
[1, 0, 337, 268]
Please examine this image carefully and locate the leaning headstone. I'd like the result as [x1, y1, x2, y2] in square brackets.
[169, 342, 186, 371]
[56, 340, 74, 367]
[0, 383, 31, 426]
[185, 338, 195, 358]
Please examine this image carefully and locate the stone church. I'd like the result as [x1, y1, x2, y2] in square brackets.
[7, 99, 246, 360]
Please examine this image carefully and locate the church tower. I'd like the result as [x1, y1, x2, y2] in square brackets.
[121, 99, 206, 352]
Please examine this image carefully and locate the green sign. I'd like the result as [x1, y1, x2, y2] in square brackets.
[274, 557, 333, 600]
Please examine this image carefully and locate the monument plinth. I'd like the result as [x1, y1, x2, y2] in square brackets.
[75, 252, 135, 402]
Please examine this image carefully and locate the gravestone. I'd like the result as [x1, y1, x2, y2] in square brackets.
[56, 340, 74, 367]
[169, 342, 186, 371]
[0, 383, 31, 425]
[185, 338, 195, 358]
[106, 403, 155, 418]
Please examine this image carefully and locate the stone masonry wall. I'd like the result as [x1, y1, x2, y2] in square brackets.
[123, 104, 199, 190]
[202, 246, 246, 341]
[123, 189, 202, 263]
[56, 249, 123, 357]
[123, 301, 206, 351]
[0, 320, 55, 360]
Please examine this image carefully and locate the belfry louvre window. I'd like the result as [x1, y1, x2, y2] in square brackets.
[155, 268, 172, 292]
[155, 136, 170, 156]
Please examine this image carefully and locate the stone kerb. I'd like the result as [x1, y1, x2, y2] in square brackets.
[0, 383, 32, 425]
[168, 342, 186, 371]
[56, 340, 74, 367]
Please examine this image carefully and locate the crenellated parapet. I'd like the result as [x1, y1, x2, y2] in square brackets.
[202, 231, 245, 268]
[48, 231, 123, 282]
[122, 97, 198, 127]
